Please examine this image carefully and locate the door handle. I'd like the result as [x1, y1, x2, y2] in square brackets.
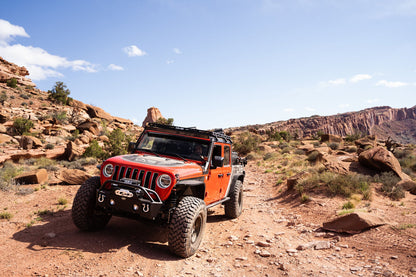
[218, 174, 224, 177]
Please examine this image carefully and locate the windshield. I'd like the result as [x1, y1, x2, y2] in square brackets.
[136, 132, 210, 162]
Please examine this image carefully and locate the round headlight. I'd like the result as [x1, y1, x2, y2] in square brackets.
[103, 164, 114, 178]
[157, 174, 172, 189]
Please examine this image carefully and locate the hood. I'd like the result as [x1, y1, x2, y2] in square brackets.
[104, 154, 204, 180]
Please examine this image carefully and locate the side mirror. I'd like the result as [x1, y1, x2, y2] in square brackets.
[128, 142, 136, 153]
[212, 156, 224, 168]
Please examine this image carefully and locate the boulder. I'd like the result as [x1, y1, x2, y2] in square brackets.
[14, 169, 48, 185]
[77, 120, 100, 136]
[142, 107, 163, 127]
[61, 141, 84, 161]
[0, 124, 6, 133]
[56, 169, 91, 185]
[397, 179, 416, 195]
[323, 155, 351, 175]
[320, 134, 343, 143]
[322, 212, 386, 234]
[70, 99, 88, 111]
[0, 112, 7, 124]
[358, 146, 405, 179]
[0, 134, 15, 144]
[20, 135, 43, 150]
[86, 105, 113, 121]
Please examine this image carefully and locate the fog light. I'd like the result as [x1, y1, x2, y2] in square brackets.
[110, 199, 115, 205]
[133, 204, 139, 211]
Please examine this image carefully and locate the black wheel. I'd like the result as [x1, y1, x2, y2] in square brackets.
[168, 196, 207, 258]
[72, 176, 111, 231]
[224, 180, 243, 218]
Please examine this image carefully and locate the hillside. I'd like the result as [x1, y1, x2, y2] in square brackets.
[228, 106, 416, 145]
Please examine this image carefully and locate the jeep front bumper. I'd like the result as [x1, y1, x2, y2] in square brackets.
[96, 179, 163, 220]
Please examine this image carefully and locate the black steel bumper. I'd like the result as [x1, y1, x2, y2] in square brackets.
[96, 179, 163, 220]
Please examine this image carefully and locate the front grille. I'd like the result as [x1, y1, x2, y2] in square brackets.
[111, 166, 158, 189]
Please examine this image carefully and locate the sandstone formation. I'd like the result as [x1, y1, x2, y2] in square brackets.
[55, 169, 91, 185]
[14, 169, 48, 185]
[0, 57, 36, 87]
[322, 212, 386, 234]
[142, 107, 163, 127]
[228, 106, 416, 145]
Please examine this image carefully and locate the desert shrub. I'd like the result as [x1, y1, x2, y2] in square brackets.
[398, 154, 416, 173]
[345, 130, 366, 142]
[51, 111, 67, 123]
[266, 130, 281, 141]
[279, 131, 291, 142]
[300, 193, 310, 203]
[0, 91, 7, 105]
[45, 143, 55, 150]
[20, 93, 30, 99]
[306, 151, 320, 162]
[13, 117, 34, 135]
[278, 142, 289, 149]
[374, 172, 404, 200]
[0, 162, 23, 191]
[57, 198, 68, 205]
[48, 81, 72, 105]
[342, 201, 355, 210]
[155, 117, 174, 126]
[263, 152, 277, 161]
[327, 142, 339, 150]
[0, 212, 13, 220]
[298, 172, 371, 198]
[294, 149, 305, 155]
[21, 102, 28, 106]
[312, 141, 320, 147]
[393, 149, 411, 159]
[345, 146, 357, 153]
[233, 132, 261, 156]
[83, 140, 106, 159]
[59, 160, 85, 171]
[281, 147, 291, 154]
[7, 78, 17, 88]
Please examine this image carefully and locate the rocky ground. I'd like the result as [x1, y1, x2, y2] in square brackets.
[0, 161, 415, 277]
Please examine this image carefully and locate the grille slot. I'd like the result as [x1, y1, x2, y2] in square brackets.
[144, 172, 152, 188]
[112, 165, 120, 180]
[132, 169, 138, 179]
[119, 166, 126, 180]
[125, 168, 132, 178]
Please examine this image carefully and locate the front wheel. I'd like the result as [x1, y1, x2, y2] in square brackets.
[72, 176, 111, 231]
[168, 196, 207, 258]
[224, 180, 243, 218]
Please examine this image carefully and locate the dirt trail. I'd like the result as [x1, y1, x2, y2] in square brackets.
[0, 161, 415, 276]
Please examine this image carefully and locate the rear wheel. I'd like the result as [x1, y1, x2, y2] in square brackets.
[168, 196, 207, 258]
[224, 180, 243, 218]
[72, 176, 111, 231]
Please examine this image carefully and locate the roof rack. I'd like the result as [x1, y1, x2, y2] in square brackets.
[146, 123, 232, 144]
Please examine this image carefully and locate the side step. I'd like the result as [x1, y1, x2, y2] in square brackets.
[206, 197, 230, 209]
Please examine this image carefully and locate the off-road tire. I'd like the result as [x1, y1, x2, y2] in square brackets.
[72, 176, 111, 231]
[224, 180, 243, 218]
[168, 196, 207, 258]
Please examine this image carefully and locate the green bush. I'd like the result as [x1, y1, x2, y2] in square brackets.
[51, 111, 67, 123]
[105, 128, 129, 157]
[7, 78, 17, 88]
[83, 140, 106, 159]
[294, 149, 305, 155]
[0, 212, 13, 220]
[0, 162, 23, 191]
[155, 117, 174, 126]
[13, 117, 34, 135]
[342, 201, 354, 210]
[345, 130, 365, 142]
[374, 171, 404, 200]
[306, 151, 320, 162]
[281, 147, 291, 154]
[233, 132, 261, 156]
[345, 146, 357, 153]
[45, 143, 55, 150]
[327, 142, 339, 150]
[48, 81, 72, 105]
[20, 93, 30, 99]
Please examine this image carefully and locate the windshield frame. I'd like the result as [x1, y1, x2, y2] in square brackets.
[135, 131, 211, 163]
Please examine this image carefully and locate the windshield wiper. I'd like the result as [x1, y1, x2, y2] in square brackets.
[137, 148, 161, 157]
[169, 153, 188, 162]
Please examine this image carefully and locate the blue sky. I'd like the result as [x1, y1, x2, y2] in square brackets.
[1, 0, 415, 129]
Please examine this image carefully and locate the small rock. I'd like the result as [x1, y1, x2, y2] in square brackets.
[350, 267, 363, 272]
[45, 232, 56, 238]
[259, 251, 271, 257]
[390, 256, 398, 260]
[235, 257, 247, 261]
[257, 241, 271, 247]
[228, 235, 238, 241]
[410, 267, 416, 272]
[286, 249, 298, 254]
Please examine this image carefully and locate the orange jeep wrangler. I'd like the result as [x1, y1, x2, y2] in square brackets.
[72, 123, 246, 257]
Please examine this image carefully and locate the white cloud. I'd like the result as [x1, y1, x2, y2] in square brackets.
[305, 107, 316, 112]
[0, 19, 29, 45]
[107, 64, 124, 71]
[173, 48, 182, 54]
[123, 45, 147, 57]
[284, 108, 295, 112]
[376, 80, 408, 88]
[319, 78, 346, 87]
[166, 59, 174, 64]
[350, 74, 372, 83]
[0, 19, 97, 80]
